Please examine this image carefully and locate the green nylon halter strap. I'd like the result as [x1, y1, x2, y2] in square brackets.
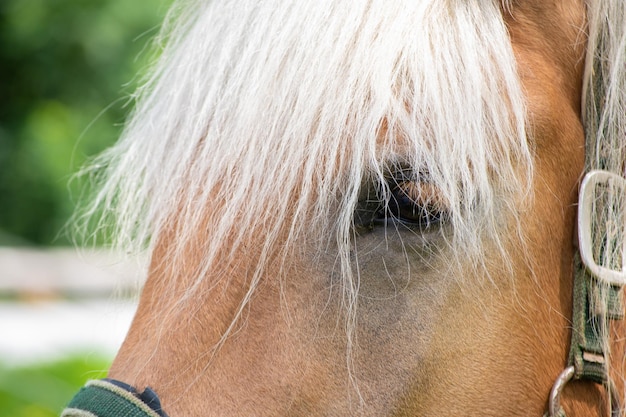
[568, 252, 624, 385]
[547, 251, 625, 417]
[546, 252, 624, 417]
[61, 380, 165, 417]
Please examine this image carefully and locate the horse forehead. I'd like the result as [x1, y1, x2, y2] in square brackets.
[505, 1, 587, 79]
[505, 1, 587, 143]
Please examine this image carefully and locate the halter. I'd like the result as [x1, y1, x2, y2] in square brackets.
[61, 178, 626, 417]
[61, 165, 625, 417]
[61, 379, 168, 417]
[61, 156, 626, 417]
[546, 170, 626, 417]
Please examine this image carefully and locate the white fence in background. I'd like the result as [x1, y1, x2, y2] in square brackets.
[0, 247, 145, 299]
[0, 248, 144, 363]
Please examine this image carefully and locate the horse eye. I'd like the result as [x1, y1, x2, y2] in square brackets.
[378, 181, 448, 229]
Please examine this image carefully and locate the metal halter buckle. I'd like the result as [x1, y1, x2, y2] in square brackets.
[577, 170, 626, 287]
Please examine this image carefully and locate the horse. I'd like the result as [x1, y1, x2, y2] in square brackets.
[64, 1, 626, 416]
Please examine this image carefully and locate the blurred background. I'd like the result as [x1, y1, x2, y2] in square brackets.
[0, 0, 172, 415]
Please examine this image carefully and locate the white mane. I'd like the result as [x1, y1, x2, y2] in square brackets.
[583, 2, 626, 407]
[583, 1, 626, 201]
[583, 2, 626, 293]
[80, 0, 531, 316]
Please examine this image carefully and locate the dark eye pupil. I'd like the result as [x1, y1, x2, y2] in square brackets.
[386, 184, 444, 228]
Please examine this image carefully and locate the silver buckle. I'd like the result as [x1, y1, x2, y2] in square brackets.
[578, 170, 626, 286]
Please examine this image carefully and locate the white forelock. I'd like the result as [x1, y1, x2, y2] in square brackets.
[80, 0, 530, 282]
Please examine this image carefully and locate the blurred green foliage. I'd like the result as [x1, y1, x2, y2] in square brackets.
[0, 354, 111, 417]
[0, 0, 172, 246]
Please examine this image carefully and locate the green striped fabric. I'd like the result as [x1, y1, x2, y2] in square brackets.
[62, 380, 162, 417]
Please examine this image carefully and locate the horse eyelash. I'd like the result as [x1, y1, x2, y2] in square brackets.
[353, 173, 449, 232]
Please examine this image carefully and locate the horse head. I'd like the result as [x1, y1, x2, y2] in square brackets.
[66, 1, 626, 416]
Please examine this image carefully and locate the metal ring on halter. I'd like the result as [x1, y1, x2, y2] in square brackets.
[547, 366, 575, 417]
[547, 367, 623, 417]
